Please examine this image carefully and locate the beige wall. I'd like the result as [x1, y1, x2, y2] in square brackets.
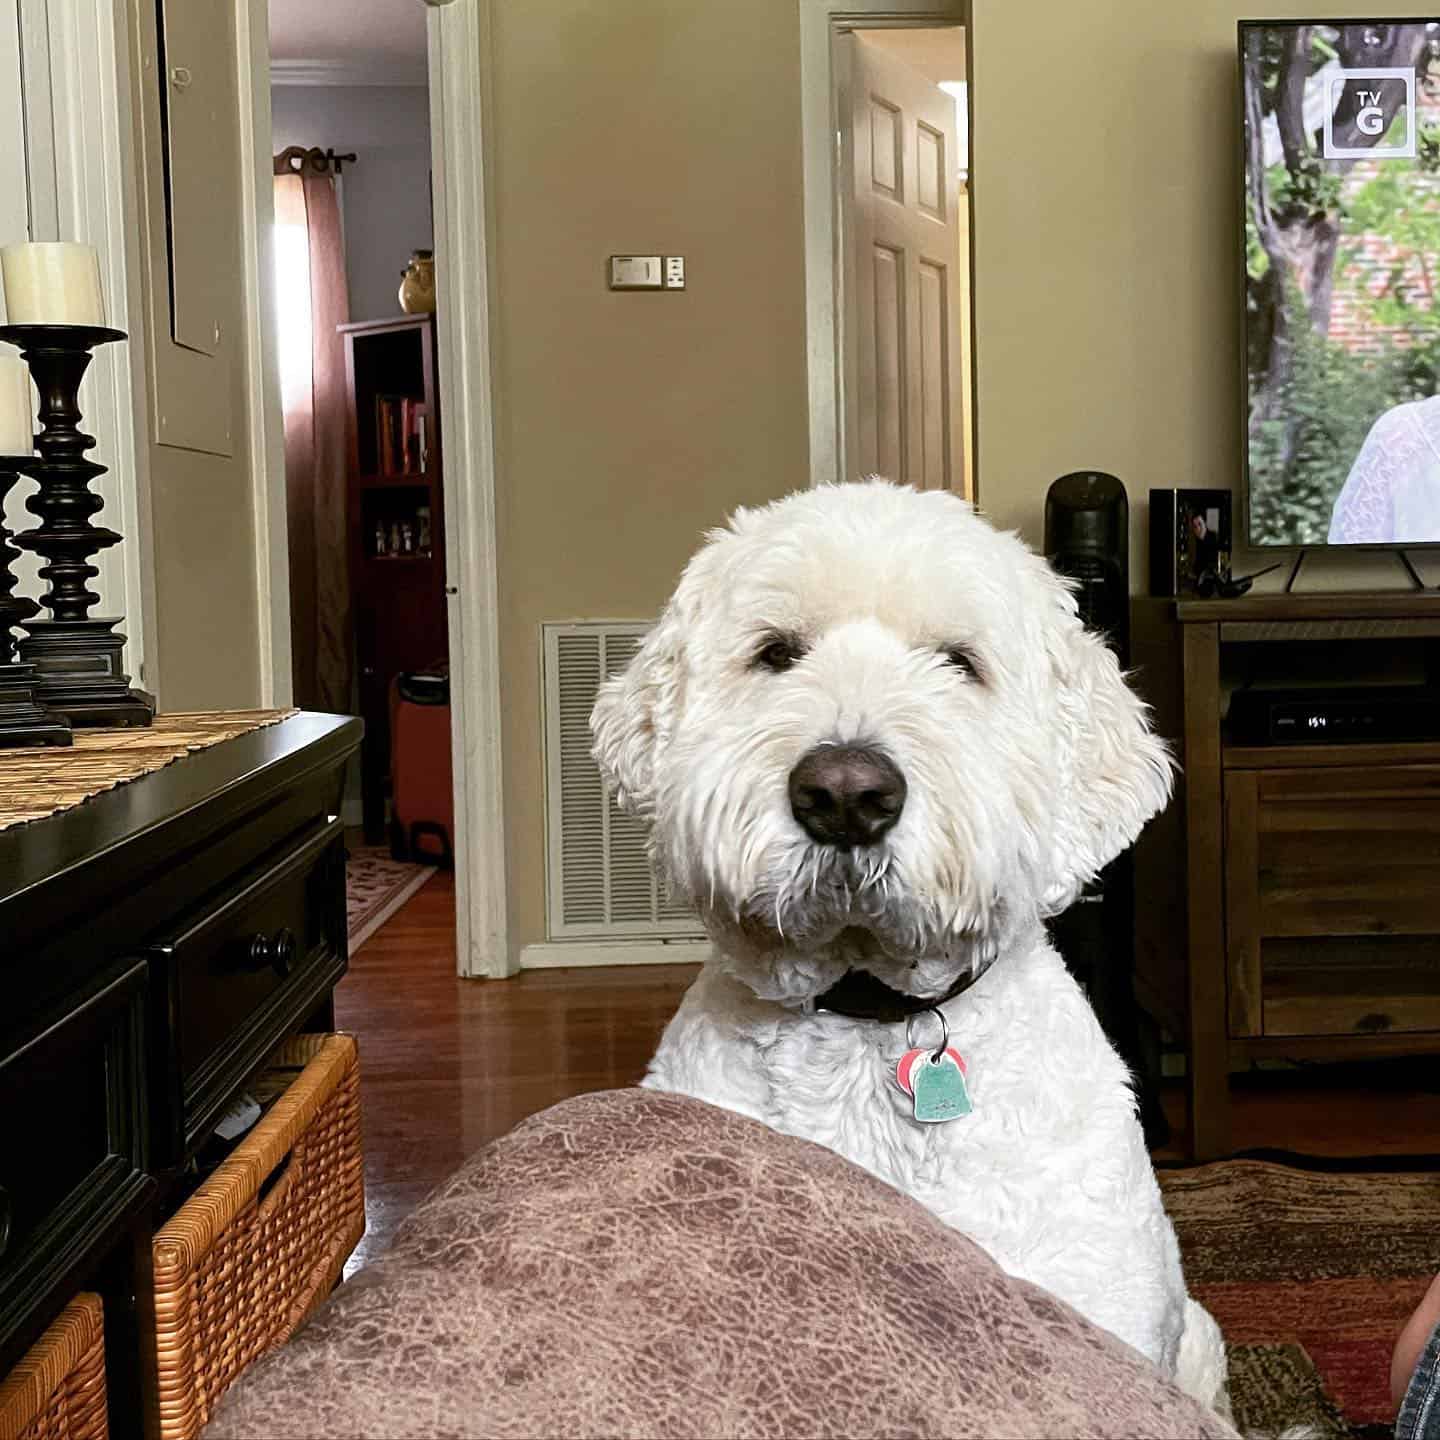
[480, 0, 1440, 963]
[969, 0, 1439, 592]
[487, 0, 812, 957]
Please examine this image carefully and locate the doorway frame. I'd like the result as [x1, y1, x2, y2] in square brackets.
[798, 0, 972, 490]
[426, 0, 510, 979]
[242, 0, 509, 977]
[238, 0, 291, 710]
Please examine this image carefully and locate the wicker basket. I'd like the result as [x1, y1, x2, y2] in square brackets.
[0, 1293, 108, 1440]
[152, 1032, 364, 1440]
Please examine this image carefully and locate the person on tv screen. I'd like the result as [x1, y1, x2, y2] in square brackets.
[1329, 395, 1440, 545]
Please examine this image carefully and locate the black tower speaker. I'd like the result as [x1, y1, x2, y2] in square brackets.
[1044, 470, 1130, 663]
[1043, 471, 1167, 1146]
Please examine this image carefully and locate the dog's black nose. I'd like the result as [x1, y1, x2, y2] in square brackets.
[788, 744, 907, 847]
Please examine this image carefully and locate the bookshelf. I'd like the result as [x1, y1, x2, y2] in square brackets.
[339, 316, 448, 841]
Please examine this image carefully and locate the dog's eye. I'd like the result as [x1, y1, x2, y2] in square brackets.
[942, 646, 980, 680]
[754, 636, 805, 673]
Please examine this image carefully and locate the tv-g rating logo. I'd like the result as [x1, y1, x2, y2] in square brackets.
[1323, 67, 1416, 158]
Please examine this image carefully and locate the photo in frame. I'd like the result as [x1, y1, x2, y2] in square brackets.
[1149, 489, 1233, 597]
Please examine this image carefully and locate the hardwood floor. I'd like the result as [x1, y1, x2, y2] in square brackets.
[339, 871, 1440, 1268]
[335, 872, 695, 1270]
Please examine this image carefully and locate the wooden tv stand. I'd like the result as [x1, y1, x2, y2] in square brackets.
[1176, 591, 1440, 1160]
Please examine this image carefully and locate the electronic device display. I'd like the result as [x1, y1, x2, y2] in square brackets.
[1242, 21, 1440, 548]
[1227, 685, 1440, 744]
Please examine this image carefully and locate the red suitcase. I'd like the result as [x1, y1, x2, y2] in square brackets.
[388, 667, 454, 866]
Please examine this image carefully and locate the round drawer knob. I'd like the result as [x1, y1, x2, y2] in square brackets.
[248, 927, 296, 977]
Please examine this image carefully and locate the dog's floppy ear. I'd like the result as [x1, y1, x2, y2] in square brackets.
[590, 604, 684, 819]
[1038, 578, 1174, 911]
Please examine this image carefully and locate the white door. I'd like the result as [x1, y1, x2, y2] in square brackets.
[840, 32, 965, 492]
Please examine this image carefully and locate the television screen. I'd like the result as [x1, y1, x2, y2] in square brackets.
[1243, 21, 1440, 547]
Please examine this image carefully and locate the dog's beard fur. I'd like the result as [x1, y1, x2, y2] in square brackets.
[663, 834, 1020, 1007]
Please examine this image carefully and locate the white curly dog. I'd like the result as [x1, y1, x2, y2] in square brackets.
[591, 480, 1228, 1411]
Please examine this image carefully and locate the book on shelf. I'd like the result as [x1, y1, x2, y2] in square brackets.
[375, 393, 398, 475]
[373, 395, 431, 476]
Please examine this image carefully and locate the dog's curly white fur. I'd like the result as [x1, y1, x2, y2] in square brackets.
[592, 481, 1228, 1409]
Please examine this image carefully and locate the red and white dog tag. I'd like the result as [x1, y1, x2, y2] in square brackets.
[895, 1045, 973, 1123]
[895, 1006, 973, 1123]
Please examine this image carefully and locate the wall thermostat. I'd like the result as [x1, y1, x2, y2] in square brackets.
[609, 255, 662, 289]
[609, 255, 686, 291]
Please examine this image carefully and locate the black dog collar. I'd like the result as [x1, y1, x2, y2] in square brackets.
[811, 966, 981, 1024]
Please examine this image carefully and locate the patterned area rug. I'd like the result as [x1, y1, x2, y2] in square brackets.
[1160, 1160, 1440, 1438]
[346, 846, 436, 954]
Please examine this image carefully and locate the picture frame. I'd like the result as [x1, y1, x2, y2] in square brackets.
[1149, 488, 1233, 597]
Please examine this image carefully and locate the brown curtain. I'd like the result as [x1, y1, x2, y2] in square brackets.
[274, 168, 351, 713]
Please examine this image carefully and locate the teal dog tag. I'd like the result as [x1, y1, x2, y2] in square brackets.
[909, 1050, 972, 1124]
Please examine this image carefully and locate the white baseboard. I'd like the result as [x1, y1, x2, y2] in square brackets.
[519, 940, 710, 970]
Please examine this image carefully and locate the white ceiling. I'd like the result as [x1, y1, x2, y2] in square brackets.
[269, 0, 427, 68]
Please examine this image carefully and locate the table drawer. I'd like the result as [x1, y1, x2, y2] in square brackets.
[148, 817, 347, 1165]
[0, 964, 150, 1369]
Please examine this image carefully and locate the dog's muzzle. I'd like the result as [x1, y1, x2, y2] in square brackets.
[788, 743, 906, 848]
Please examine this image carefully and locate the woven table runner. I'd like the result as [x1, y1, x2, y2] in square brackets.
[0, 709, 298, 832]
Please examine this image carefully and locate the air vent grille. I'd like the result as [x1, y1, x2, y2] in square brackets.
[544, 623, 703, 939]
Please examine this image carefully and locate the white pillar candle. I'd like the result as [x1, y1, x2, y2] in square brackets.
[0, 356, 34, 455]
[0, 242, 105, 326]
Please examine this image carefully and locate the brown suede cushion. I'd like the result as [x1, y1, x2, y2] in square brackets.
[205, 1088, 1237, 1440]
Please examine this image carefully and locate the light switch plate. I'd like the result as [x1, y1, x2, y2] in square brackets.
[663, 256, 685, 290]
[609, 255, 662, 289]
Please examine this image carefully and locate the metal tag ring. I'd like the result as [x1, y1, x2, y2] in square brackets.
[905, 1006, 949, 1061]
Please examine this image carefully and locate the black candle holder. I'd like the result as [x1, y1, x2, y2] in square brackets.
[0, 457, 71, 746]
[0, 324, 153, 727]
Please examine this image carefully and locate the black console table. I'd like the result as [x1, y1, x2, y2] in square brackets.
[0, 711, 361, 1437]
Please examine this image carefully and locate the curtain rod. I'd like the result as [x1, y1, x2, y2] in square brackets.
[273, 145, 358, 178]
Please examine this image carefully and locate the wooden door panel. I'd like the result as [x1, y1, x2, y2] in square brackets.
[872, 245, 905, 480]
[917, 260, 948, 489]
[916, 121, 945, 219]
[870, 98, 902, 199]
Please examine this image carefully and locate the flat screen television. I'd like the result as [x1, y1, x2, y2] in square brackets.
[1242, 19, 1440, 548]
